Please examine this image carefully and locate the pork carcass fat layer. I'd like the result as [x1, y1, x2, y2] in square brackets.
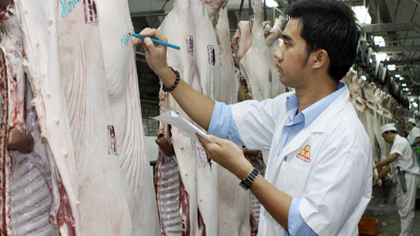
[95, 0, 160, 234]
[12, 1, 81, 235]
[57, 1, 135, 235]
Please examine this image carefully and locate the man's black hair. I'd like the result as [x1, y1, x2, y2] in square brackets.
[285, 0, 361, 82]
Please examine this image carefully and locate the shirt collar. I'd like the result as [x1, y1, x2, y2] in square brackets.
[285, 82, 346, 127]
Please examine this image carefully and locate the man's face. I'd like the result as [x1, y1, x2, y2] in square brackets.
[273, 18, 312, 88]
[407, 122, 414, 130]
[382, 132, 392, 143]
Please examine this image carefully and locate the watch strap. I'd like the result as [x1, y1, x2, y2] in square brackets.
[239, 168, 260, 190]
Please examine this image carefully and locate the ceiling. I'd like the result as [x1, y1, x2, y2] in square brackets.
[129, 0, 420, 108]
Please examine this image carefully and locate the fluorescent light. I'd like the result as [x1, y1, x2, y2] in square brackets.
[373, 52, 388, 62]
[399, 77, 404, 81]
[402, 83, 407, 87]
[352, 6, 371, 24]
[265, 0, 278, 8]
[403, 88, 409, 91]
[374, 36, 386, 47]
[395, 74, 401, 78]
[387, 64, 396, 71]
[413, 102, 418, 108]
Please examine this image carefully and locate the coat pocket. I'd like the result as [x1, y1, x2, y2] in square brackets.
[275, 161, 310, 198]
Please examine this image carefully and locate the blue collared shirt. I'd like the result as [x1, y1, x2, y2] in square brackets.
[208, 82, 346, 235]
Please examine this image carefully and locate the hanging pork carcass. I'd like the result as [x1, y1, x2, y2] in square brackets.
[343, 72, 384, 186]
[371, 88, 392, 161]
[155, 0, 202, 234]
[264, 17, 286, 98]
[215, 5, 253, 236]
[362, 82, 381, 162]
[58, 3, 126, 234]
[58, 0, 160, 234]
[344, 70, 367, 121]
[230, 2, 288, 234]
[239, 0, 285, 101]
[2, 0, 160, 235]
[215, 6, 237, 105]
[382, 94, 394, 123]
[231, 21, 253, 68]
[155, 0, 259, 234]
[2, 1, 80, 235]
[95, 0, 161, 234]
[380, 94, 393, 155]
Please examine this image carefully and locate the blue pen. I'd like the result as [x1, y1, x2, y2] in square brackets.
[130, 33, 181, 50]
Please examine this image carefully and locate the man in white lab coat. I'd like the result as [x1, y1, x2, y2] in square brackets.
[375, 123, 420, 236]
[138, 0, 371, 235]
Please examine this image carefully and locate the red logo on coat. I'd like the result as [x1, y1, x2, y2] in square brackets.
[296, 145, 311, 163]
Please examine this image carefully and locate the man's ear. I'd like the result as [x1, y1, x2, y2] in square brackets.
[312, 49, 329, 69]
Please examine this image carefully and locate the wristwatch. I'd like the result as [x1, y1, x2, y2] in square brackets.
[239, 168, 260, 190]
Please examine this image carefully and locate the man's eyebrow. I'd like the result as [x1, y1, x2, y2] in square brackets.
[280, 34, 292, 41]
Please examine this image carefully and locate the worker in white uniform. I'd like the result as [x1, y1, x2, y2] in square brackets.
[407, 117, 420, 164]
[137, 0, 372, 235]
[375, 123, 420, 236]
[407, 118, 420, 145]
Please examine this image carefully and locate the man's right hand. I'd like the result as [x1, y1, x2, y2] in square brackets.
[137, 28, 170, 78]
[136, 28, 215, 132]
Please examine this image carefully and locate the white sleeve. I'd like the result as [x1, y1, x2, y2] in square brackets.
[413, 128, 420, 140]
[231, 95, 284, 151]
[390, 141, 405, 156]
[299, 123, 372, 236]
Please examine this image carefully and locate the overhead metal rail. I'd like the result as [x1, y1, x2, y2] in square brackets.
[383, 59, 420, 66]
[354, 39, 411, 107]
[373, 46, 420, 53]
[361, 23, 420, 35]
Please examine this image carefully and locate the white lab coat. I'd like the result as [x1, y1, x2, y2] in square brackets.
[232, 88, 372, 236]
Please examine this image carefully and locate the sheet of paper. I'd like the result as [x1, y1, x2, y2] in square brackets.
[151, 111, 213, 142]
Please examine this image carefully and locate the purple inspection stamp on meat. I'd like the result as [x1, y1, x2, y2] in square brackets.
[107, 125, 118, 155]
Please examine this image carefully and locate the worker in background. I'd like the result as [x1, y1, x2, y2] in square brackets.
[406, 117, 420, 165]
[407, 118, 420, 147]
[137, 0, 372, 235]
[375, 123, 420, 236]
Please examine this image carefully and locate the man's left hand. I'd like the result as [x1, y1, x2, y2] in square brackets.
[196, 134, 254, 180]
